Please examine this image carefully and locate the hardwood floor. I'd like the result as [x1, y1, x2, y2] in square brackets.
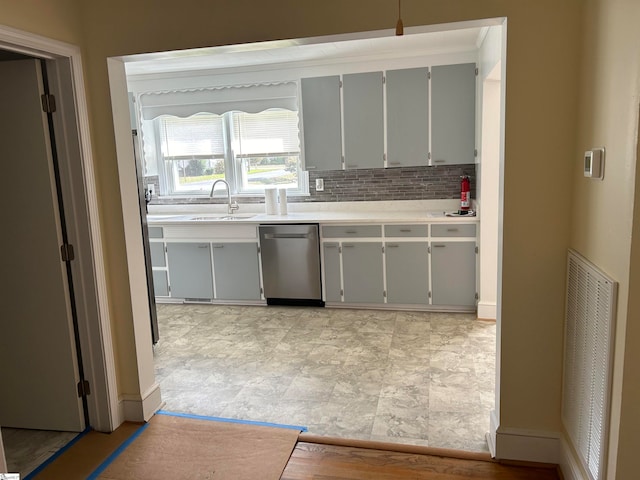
[280, 442, 561, 480]
[30, 422, 561, 480]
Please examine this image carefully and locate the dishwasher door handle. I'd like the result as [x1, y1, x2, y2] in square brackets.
[263, 233, 311, 240]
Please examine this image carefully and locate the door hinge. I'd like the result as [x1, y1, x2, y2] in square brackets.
[339, 246, 342, 254]
[382, 246, 385, 254]
[257, 245, 261, 253]
[474, 149, 478, 157]
[475, 67, 479, 76]
[475, 246, 479, 254]
[260, 287, 264, 295]
[340, 289, 344, 296]
[382, 76, 386, 84]
[60, 243, 75, 262]
[475, 293, 479, 300]
[383, 290, 387, 298]
[41, 93, 57, 113]
[77, 379, 91, 397]
[428, 291, 432, 298]
[428, 71, 431, 80]
[428, 246, 431, 254]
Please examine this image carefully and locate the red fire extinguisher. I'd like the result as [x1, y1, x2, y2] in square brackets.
[460, 175, 471, 213]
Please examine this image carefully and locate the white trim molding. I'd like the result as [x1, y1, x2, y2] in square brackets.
[118, 383, 163, 423]
[477, 301, 497, 320]
[559, 436, 589, 480]
[494, 427, 561, 464]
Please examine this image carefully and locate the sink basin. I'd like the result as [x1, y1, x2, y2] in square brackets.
[188, 214, 256, 221]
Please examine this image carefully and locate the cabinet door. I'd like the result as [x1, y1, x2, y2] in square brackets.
[166, 242, 213, 300]
[343, 71, 384, 169]
[300, 76, 343, 171]
[342, 242, 384, 303]
[431, 63, 476, 165]
[323, 242, 342, 302]
[150, 242, 166, 267]
[212, 243, 261, 300]
[386, 67, 430, 167]
[152, 270, 169, 297]
[386, 242, 429, 304]
[431, 241, 476, 306]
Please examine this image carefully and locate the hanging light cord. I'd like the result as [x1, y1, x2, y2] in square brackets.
[396, 0, 404, 36]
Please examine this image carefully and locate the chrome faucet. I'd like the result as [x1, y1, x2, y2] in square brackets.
[209, 179, 239, 215]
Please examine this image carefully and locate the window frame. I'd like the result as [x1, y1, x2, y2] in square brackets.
[151, 110, 308, 197]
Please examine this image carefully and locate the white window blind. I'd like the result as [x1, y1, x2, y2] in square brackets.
[159, 114, 224, 158]
[232, 110, 300, 156]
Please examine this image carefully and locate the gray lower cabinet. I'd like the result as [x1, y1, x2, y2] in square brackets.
[385, 242, 429, 304]
[149, 242, 166, 267]
[342, 242, 384, 303]
[430, 241, 476, 306]
[212, 243, 261, 300]
[323, 243, 342, 302]
[300, 75, 343, 171]
[342, 71, 384, 169]
[431, 63, 476, 165]
[166, 242, 214, 300]
[152, 270, 169, 297]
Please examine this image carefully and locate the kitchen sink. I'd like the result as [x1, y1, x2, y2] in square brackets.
[188, 214, 256, 221]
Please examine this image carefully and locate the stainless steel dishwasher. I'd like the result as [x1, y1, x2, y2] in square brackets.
[258, 224, 324, 306]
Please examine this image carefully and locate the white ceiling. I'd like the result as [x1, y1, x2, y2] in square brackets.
[124, 26, 484, 77]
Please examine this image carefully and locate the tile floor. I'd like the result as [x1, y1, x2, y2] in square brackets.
[154, 304, 496, 452]
[1, 427, 77, 477]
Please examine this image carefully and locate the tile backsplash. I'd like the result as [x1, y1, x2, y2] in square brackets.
[146, 164, 476, 205]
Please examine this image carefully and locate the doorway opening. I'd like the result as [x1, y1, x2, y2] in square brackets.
[0, 26, 116, 476]
[110, 18, 506, 454]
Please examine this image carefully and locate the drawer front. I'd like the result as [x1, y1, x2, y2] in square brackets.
[148, 226, 164, 238]
[384, 224, 428, 237]
[431, 224, 476, 238]
[322, 225, 382, 238]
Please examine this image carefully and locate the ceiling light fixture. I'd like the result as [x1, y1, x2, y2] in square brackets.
[396, 0, 404, 36]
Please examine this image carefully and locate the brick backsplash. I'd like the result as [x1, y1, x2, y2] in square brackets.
[146, 164, 476, 205]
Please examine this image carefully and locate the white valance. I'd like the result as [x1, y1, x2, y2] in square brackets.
[139, 81, 298, 120]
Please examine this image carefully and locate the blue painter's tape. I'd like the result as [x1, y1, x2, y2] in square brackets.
[24, 427, 91, 480]
[86, 422, 149, 480]
[157, 410, 308, 432]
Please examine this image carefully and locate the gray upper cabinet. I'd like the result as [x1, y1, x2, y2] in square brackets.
[300, 76, 343, 171]
[385, 242, 429, 304]
[431, 241, 476, 306]
[430, 63, 476, 165]
[342, 71, 384, 169]
[212, 243, 261, 301]
[342, 242, 384, 303]
[386, 67, 430, 168]
[166, 242, 214, 300]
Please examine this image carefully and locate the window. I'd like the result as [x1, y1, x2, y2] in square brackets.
[138, 81, 305, 196]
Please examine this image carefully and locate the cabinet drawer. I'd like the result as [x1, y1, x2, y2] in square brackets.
[431, 224, 476, 238]
[384, 224, 428, 237]
[322, 225, 382, 238]
[148, 226, 163, 238]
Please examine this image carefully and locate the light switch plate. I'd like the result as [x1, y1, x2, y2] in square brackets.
[315, 178, 324, 191]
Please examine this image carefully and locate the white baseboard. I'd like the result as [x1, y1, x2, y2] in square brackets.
[486, 409, 498, 458]
[477, 301, 497, 320]
[495, 427, 560, 464]
[118, 382, 163, 423]
[559, 437, 588, 480]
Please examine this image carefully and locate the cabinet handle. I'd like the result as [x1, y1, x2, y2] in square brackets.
[345, 230, 358, 234]
[400, 229, 412, 232]
[389, 161, 402, 166]
[198, 245, 209, 249]
[433, 159, 446, 163]
[447, 228, 459, 232]
[343, 244, 355, 248]
[433, 244, 446, 248]
[325, 245, 338, 249]
[212, 245, 224, 248]
[387, 244, 400, 248]
[307, 165, 317, 169]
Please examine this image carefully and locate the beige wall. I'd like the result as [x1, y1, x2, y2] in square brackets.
[572, 0, 640, 478]
[11, 0, 640, 473]
[76, 1, 584, 429]
[0, 0, 82, 45]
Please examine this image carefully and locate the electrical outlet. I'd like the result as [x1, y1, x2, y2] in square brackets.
[315, 178, 324, 192]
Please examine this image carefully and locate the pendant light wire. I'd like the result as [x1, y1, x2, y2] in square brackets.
[396, 0, 404, 36]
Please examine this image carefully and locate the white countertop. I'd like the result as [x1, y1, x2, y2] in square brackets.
[147, 200, 478, 225]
